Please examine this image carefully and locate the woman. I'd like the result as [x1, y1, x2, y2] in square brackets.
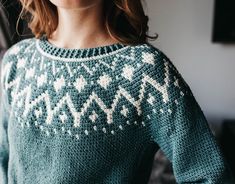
[0, 0, 229, 183]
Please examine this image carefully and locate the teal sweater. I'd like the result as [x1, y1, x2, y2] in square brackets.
[0, 36, 228, 183]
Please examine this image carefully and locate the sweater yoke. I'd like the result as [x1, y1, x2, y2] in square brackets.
[0, 36, 228, 184]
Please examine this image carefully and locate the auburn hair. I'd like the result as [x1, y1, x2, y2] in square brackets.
[18, 0, 158, 45]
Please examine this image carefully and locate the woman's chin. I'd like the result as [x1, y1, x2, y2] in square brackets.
[49, 0, 102, 10]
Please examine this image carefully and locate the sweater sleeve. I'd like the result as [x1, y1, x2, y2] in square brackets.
[146, 49, 228, 183]
[0, 51, 11, 184]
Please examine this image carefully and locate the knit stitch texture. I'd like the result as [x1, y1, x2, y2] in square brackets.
[0, 36, 228, 184]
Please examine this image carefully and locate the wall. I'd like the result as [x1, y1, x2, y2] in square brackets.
[146, 0, 235, 124]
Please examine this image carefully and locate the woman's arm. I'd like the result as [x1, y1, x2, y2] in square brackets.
[145, 48, 230, 183]
[0, 55, 10, 184]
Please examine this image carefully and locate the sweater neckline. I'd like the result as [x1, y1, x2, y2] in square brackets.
[36, 35, 130, 62]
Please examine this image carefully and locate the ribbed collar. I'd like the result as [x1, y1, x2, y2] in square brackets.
[36, 35, 130, 62]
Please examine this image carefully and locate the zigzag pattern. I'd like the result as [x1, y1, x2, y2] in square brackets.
[7, 56, 172, 128]
[46, 55, 119, 78]
[1, 62, 12, 89]
[0, 34, 226, 184]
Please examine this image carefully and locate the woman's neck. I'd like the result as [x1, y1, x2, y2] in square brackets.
[48, 1, 117, 49]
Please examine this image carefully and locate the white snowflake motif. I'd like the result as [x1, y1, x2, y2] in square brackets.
[142, 52, 155, 65]
[74, 75, 87, 93]
[17, 58, 26, 69]
[25, 67, 35, 79]
[97, 74, 112, 90]
[9, 46, 20, 55]
[122, 64, 135, 81]
[54, 75, 65, 92]
[37, 74, 47, 88]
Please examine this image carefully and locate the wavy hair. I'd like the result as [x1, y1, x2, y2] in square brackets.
[18, 0, 158, 45]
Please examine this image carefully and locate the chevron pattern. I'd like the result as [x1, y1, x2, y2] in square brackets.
[2, 39, 182, 137]
[1, 37, 226, 184]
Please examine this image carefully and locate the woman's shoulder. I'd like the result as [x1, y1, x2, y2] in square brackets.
[1, 37, 35, 74]
[131, 42, 178, 71]
[132, 42, 184, 82]
[131, 42, 192, 103]
[1, 37, 35, 62]
[0, 37, 35, 91]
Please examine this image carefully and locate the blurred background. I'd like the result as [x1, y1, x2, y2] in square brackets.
[146, 1, 235, 183]
[0, 0, 235, 183]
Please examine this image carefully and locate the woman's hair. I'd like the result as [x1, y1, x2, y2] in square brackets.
[18, 0, 158, 45]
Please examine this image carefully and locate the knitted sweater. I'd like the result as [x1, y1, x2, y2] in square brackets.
[0, 36, 228, 184]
